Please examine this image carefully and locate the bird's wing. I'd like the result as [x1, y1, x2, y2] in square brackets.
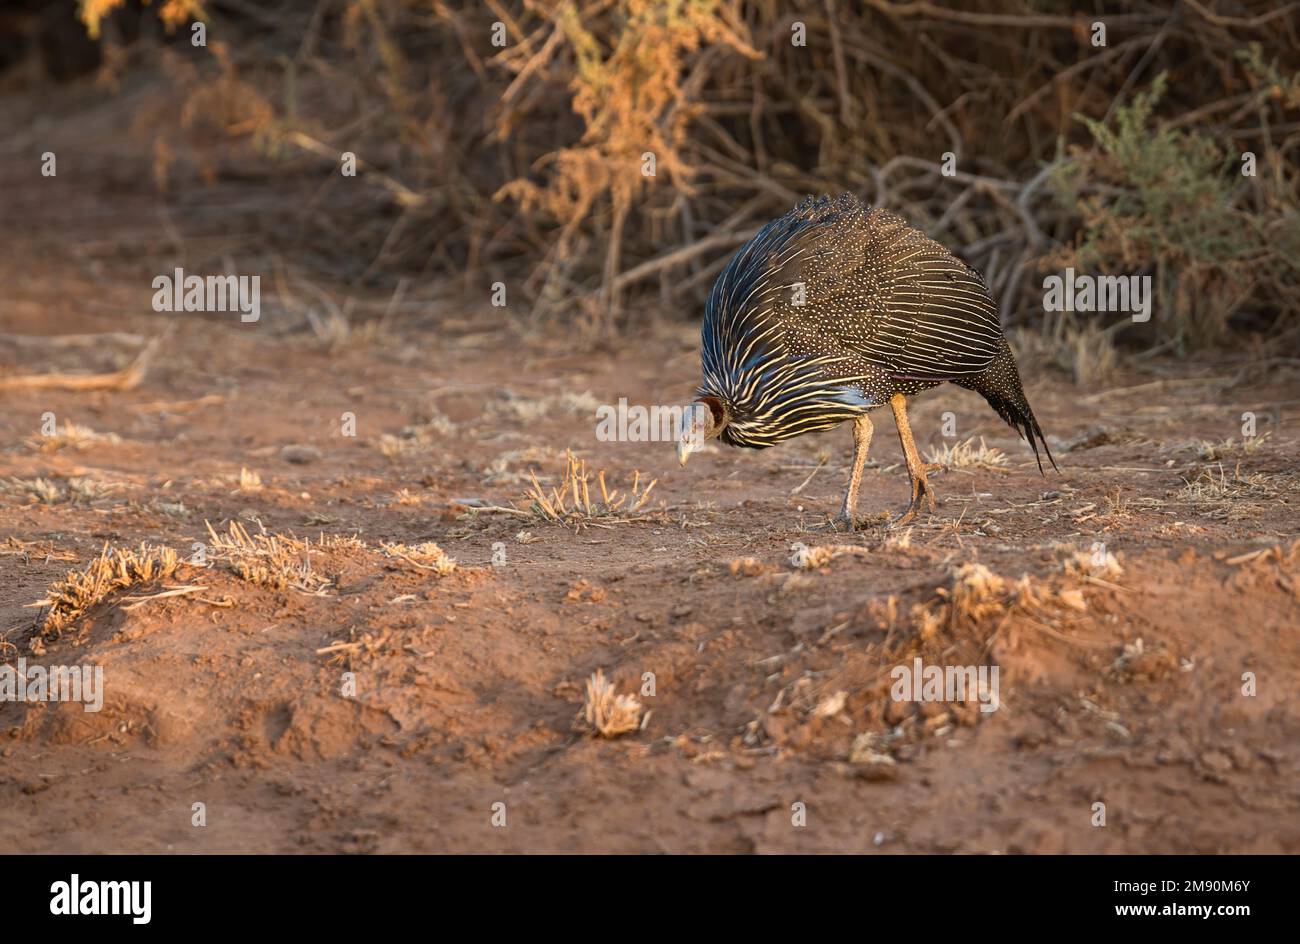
[782, 205, 1005, 380]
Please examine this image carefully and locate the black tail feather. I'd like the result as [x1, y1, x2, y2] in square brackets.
[955, 342, 1058, 475]
[984, 391, 1058, 475]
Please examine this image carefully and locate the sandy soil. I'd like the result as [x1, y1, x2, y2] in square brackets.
[2, 82, 1299, 855]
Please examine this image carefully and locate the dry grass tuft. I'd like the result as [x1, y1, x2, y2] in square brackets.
[1191, 434, 1271, 461]
[729, 556, 771, 577]
[525, 451, 657, 525]
[377, 435, 418, 460]
[811, 690, 848, 719]
[790, 542, 872, 570]
[377, 412, 457, 460]
[490, 391, 600, 422]
[942, 563, 1008, 625]
[30, 543, 182, 641]
[1061, 545, 1125, 582]
[577, 669, 645, 738]
[315, 533, 367, 551]
[26, 421, 121, 453]
[1179, 464, 1280, 505]
[880, 527, 914, 551]
[1060, 320, 1118, 387]
[379, 541, 456, 575]
[925, 437, 1008, 470]
[909, 560, 1105, 642]
[1220, 539, 1300, 569]
[849, 732, 900, 772]
[1, 476, 122, 505]
[0, 537, 78, 561]
[204, 521, 332, 594]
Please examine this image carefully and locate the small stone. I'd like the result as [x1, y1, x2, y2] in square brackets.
[1200, 750, 1233, 774]
[851, 751, 899, 781]
[1228, 744, 1255, 770]
[281, 444, 322, 464]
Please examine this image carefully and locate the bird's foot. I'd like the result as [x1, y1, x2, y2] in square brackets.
[890, 472, 936, 528]
[826, 510, 857, 532]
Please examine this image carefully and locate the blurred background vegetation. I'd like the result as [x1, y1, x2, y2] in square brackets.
[4, 0, 1298, 374]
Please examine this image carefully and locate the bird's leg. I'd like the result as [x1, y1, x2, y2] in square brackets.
[831, 414, 873, 531]
[889, 393, 939, 526]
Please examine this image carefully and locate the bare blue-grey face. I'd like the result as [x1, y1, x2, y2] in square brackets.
[676, 399, 721, 466]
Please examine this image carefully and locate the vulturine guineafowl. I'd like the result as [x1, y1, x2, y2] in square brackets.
[677, 193, 1056, 528]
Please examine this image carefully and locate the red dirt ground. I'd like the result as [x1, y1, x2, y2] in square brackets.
[2, 81, 1299, 854]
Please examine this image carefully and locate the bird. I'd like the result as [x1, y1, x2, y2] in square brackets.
[677, 192, 1055, 528]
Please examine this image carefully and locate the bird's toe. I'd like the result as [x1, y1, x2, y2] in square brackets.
[920, 482, 937, 513]
[827, 512, 856, 532]
[891, 477, 936, 527]
[890, 505, 917, 528]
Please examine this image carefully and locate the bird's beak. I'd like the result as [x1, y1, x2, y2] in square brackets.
[678, 400, 718, 467]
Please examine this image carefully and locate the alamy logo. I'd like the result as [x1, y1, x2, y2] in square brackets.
[50, 875, 151, 924]
[890, 657, 1000, 714]
[0, 658, 102, 712]
[595, 399, 691, 442]
[152, 267, 260, 322]
[1043, 268, 1151, 323]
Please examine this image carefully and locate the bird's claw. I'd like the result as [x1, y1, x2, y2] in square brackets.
[890, 473, 936, 528]
[827, 511, 857, 532]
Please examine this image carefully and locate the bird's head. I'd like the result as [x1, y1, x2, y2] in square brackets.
[677, 396, 728, 466]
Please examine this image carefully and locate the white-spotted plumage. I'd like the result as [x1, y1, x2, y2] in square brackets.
[698, 193, 1054, 470]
